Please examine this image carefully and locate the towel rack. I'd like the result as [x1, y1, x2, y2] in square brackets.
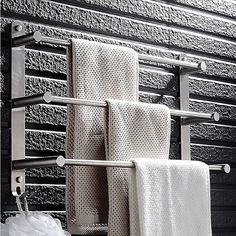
[10, 21, 230, 197]
[12, 156, 231, 173]
[11, 92, 220, 122]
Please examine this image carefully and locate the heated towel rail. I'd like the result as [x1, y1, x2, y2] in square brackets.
[10, 21, 230, 197]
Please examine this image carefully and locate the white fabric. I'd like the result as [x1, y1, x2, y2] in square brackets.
[104, 100, 171, 236]
[66, 39, 139, 234]
[129, 159, 212, 236]
[1, 212, 70, 236]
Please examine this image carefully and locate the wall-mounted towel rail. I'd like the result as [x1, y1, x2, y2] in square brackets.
[12, 156, 231, 173]
[10, 21, 226, 197]
[11, 92, 220, 122]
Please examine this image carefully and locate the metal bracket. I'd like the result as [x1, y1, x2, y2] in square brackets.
[11, 21, 26, 196]
[179, 55, 191, 160]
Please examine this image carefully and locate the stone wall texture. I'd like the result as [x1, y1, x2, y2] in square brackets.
[1, 0, 236, 235]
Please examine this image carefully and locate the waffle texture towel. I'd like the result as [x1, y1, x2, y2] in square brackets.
[104, 100, 171, 236]
[66, 39, 139, 235]
[129, 159, 212, 236]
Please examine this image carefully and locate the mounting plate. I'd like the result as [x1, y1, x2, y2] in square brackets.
[179, 55, 191, 160]
[11, 21, 26, 196]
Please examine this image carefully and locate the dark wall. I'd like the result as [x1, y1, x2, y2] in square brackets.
[1, 0, 236, 235]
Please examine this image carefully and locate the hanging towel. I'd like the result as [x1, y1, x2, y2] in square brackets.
[66, 39, 139, 235]
[104, 100, 171, 236]
[129, 159, 212, 236]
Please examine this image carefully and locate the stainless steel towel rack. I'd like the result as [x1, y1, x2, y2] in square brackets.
[10, 21, 230, 197]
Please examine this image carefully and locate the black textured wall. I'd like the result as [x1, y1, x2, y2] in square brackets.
[1, 0, 236, 235]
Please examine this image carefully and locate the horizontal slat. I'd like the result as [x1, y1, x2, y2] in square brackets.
[191, 123, 236, 144]
[210, 169, 236, 186]
[36, 0, 236, 39]
[167, 0, 236, 18]
[211, 189, 236, 207]
[21, 123, 236, 152]
[213, 232, 236, 236]
[212, 210, 236, 228]
[1, 0, 236, 59]
[2, 185, 236, 209]
[191, 144, 236, 165]
[6, 70, 236, 102]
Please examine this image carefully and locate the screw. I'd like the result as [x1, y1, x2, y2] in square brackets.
[16, 176, 23, 183]
[15, 25, 23, 32]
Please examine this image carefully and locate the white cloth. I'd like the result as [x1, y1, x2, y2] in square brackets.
[1, 212, 70, 236]
[129, 159, 212, 236]
[66, 39, 139, 234]
[104, 100, 171, 235]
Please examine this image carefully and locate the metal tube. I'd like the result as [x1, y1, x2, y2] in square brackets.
[39, 35, 204, 70]
[64, 159, 135, 168]
[42, 36, 70, 46]
[12, 156, 230, 173]
[12, 31, 43, 47]
[12, 156, 65, 170]
[182, 112, 220, 125]
[209, 164, 230, 173]
[139, 54, 203, 70]
[12, 92, 219, 120]
[52, 95, 107, 108]
[12, 92, 52, 108]
[170, 110, 215, 120]
[64, 159, 230, 173]
[181, 62, 207, 74]
[12, 32, 205, 70]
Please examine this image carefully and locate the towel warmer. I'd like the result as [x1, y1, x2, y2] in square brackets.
[10, 21, 230, 196]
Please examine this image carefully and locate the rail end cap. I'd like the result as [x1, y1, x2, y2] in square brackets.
[56, 156, 65, 167]
[224, 164, 230, 174]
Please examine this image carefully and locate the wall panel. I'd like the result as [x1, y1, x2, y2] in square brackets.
[1, 0, 236, 235]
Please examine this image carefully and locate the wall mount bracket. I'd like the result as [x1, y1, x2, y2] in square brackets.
[11, 21, 26, 196]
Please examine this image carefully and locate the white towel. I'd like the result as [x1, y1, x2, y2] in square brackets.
[129, 159, 212, 236]
[66, 39, 139, 235]
[104, 100, 171, 236]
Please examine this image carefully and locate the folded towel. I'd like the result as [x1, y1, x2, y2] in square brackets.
[104, 100, 171, 235]
[129, 159, 212, 236]
[66, 39, 139, 235]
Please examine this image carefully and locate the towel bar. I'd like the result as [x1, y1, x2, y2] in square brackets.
[12, 31, 206, 71]
[11, 92, 220, 122]
[12, 156, 231, 173]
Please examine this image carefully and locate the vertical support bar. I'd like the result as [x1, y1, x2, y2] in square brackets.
[11, 21, 26, 196]
[179, 56, 191, 160]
